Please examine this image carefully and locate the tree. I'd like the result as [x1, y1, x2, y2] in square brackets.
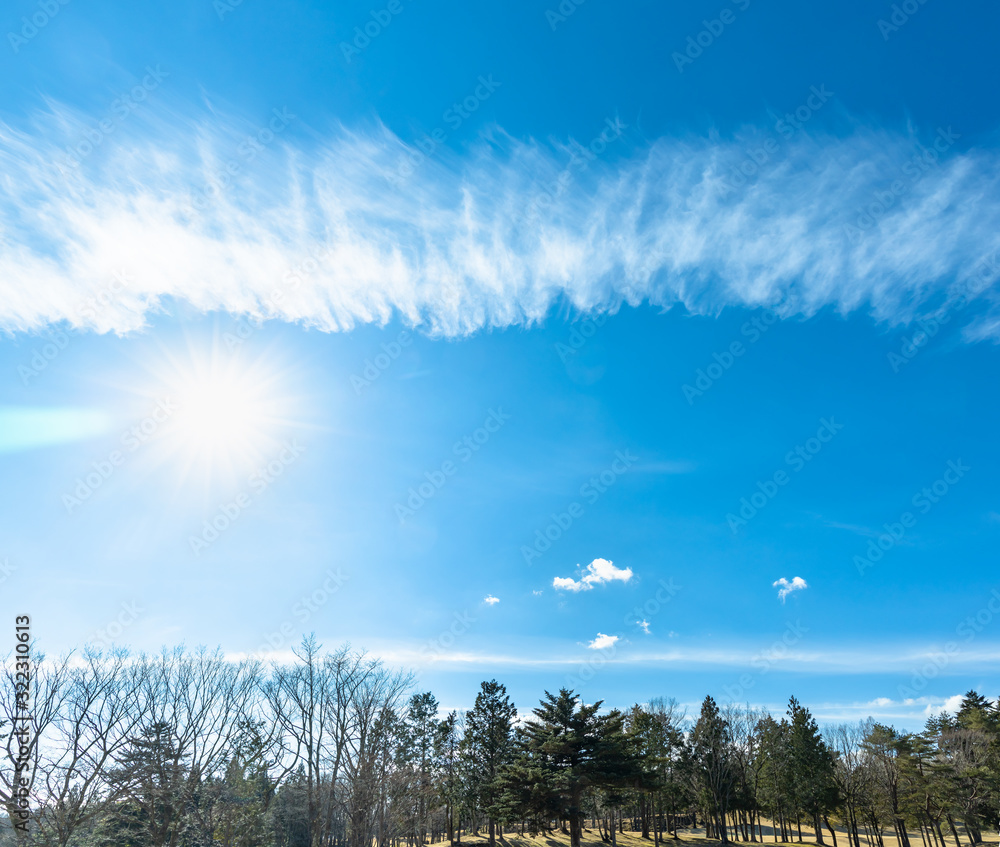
[110, 720, 190, 847]
[828, 720, 875, 847]
[863, 723, 912, 847]
[786, 697, 839, 844]
[512, 689, 641, 847]
[436, 711, 464, 845]
[399, 692, 440, 844]
[690, 696, 736, 843]
[463, 680, 517, 847]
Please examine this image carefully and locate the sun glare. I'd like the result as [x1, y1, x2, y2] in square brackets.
[136, 336, 303, 491]
[174, 370, 272, 452]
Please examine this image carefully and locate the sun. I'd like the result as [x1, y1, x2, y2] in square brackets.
[136, 334, 304, 491]
[172, 366, 274, 455]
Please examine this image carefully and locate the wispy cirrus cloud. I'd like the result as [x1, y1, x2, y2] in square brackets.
[1, 104, 999, 337]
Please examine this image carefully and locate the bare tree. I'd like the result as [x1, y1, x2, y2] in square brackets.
[32, 649, 146, 847]
[0, 649, 70, 843]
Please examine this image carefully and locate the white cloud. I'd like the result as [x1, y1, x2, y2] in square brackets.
[1, 107, 998, 337]
[588, 633, 619, 650]
[483, 595, 499, 606]
[773, 576, 808, 603]
[638, 619, 651, 634]
[532, 589, 543, 596]
[553, 558, 634, 592]
[925, 694, 965, 716]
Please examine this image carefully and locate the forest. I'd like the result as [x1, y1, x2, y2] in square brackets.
[1, 638, 997, 847]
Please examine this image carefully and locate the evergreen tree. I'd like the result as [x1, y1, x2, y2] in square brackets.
[511, 689, 641, 847]
[436, 711, 464, 845]
[463, 680, 517, 846]
[690, 696, 736, 843]
[400, 692, 441, 844]
[786, 697, 839, 844]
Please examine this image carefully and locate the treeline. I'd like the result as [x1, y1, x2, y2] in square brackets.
[1, 638, 998, 847]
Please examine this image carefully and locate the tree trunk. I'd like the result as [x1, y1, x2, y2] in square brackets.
[946, 815, 962, 847]
[824, 815, 838, 847]
[933, 821, 946, 847]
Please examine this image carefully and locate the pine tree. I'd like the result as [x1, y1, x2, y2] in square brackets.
[690, 696, 736, 843]
[436, 711, 463, 845]
[786, 697, 839, 844]
[463, 680, 517, 847]
[512, 689, 642, 847]
[400, 692, 441, 844]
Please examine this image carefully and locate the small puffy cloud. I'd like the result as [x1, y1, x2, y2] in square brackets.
[929, 694, 965, 715]
[638, 619, 651, 634]
[869, 697, 893, 707]
[588, 633, 619, 650]
[532, 589, 543, 596]
[773, 576, 808, 603]
[553, 558, 634, 592]
[483, 595, 500, 606]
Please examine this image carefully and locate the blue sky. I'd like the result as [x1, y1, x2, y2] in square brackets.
[1, 0, 999, 729]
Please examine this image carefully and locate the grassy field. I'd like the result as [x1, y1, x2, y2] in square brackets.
[452, 824, 999, 847]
